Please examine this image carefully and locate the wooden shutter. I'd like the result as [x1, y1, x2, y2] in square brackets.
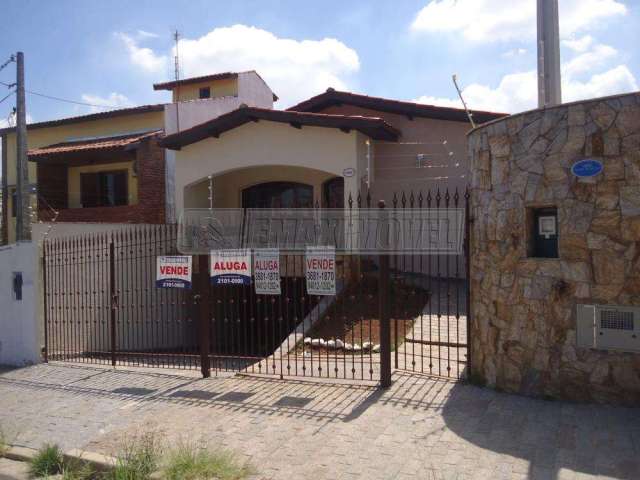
[80, 173, 99, 207]
[113, 171, 128, 206]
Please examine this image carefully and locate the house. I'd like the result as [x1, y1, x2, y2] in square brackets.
[160, 87, 505, 214]
[1, 70, 505, 244]
[0, 71, 276, 243]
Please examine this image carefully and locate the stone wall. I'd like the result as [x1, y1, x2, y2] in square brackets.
[468, 92, 640, 405]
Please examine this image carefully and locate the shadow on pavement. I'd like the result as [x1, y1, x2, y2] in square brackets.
[1, 363, 639, 479]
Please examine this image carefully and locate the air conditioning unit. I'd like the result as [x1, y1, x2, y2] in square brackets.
[577, 304, 640, 353]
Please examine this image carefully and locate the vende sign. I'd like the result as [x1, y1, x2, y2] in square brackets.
[254, 249, 281, 295]
[211, 249, 252, 286]
[305, 246, 336, 296]
[156, 256, 192, 289]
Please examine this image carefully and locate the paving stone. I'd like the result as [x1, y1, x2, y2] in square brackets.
[1, 364, 640, 480]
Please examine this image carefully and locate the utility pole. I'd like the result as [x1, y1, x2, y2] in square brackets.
[173, 30, 181, 133]
[15, 51, 30, 241]
[537, 0, 562, 107]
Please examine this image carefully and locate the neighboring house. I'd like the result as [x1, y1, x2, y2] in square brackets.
[0, 71, 276, 244]
[160, 87, 506, 213]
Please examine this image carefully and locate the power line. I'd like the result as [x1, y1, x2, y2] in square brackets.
[0, 90, 14, 105]
[0, 55, 15, 73]
[0, 79, 122, 109]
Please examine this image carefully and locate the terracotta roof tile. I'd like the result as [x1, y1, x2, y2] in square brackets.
[0, 104, 165, 135]
[288, 89, 507, 124]
[160, 107, 400, 150]
[28, 130, 162, 158]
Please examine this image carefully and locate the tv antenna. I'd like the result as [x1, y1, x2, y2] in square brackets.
[452, 74, 476, 128]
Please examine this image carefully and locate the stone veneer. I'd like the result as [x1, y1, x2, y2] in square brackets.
[468, 92, 640, 405]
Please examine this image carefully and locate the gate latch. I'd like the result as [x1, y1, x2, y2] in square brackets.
[111, 294, 119, 309]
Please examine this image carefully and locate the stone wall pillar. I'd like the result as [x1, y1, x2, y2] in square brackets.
[467, 92, 640, 405]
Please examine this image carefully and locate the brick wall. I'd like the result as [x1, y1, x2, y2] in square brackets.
[38, 136, 166, 224]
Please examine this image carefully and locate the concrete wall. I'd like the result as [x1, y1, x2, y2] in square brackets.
[468, 92, 640, 405]
[317, 105, 472, 201]
[164, 97, 244, 134]
[164, 72, 275, 135]
[0, 242, 41, 366]
[174, 120, 363, 215]
[237, 71, 275, 109]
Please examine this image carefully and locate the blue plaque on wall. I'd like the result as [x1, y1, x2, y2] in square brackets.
[571, 159, 603, 178]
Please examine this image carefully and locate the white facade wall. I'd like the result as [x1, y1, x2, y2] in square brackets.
[173, 121, 364, 215]
[237, 71, 276, 109]
[0, 242, 41, 366]
[163, 72, 275, 135]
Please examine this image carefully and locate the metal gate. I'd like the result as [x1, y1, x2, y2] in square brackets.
[43, 188, 470, 384]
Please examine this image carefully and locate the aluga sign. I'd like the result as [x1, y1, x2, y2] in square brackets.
[254, 249, 281, 295]
[210, 249, 252, 285]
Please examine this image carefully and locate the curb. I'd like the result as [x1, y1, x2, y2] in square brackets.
[63, 449, 117, 472]
[3, 446, 38, 463]
[2, 445, 117, 474]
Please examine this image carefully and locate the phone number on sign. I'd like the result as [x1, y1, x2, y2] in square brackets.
[215, 277, 248, 285]
[306, 271, 335, 281]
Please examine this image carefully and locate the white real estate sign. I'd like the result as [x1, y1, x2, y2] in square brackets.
[156, 256, 192, 289]
[210, 249, 252, 285]
[305, 246, 336, 296]
[254, 249, 281, 295]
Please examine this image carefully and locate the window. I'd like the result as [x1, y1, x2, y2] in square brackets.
[80, 170, 128, 208]
[242, 182, 313, 209]
[199, 87, 211, 99]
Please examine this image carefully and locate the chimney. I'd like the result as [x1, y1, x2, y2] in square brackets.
[537, 0, 562, 107]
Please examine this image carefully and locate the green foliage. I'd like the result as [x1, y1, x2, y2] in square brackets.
[61, 456, 97, 480]
[29, 444, 63, 478]
[162, 442, 254, 480]
[112, 432, 162, 480]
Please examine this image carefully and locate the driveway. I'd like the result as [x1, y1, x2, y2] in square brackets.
[0, 363, 638, 480]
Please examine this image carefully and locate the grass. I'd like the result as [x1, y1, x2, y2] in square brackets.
[61, 456, 97, 480]
[112, 431, 162, 480]
[29, 444, 63, 478]
[162, 442, 254, 480]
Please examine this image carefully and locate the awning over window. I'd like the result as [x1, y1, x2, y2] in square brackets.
[28, 130, 162, 161]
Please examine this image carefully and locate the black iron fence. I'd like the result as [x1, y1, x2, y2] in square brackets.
[43, 188, 470, 384]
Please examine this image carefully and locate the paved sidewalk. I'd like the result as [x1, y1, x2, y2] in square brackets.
[0, 363, 639, 480]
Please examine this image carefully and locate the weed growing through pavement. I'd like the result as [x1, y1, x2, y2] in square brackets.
[162, 440, 255, 480]
[28, 444, 64, 478]
[112, 431, 162, 480]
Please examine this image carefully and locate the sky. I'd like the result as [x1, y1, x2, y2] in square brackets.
[0, 0, 638, 127]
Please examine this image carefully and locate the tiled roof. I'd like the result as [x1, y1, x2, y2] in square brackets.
[153, 71, 279, 101]
[153, 72, 239, 91]
[288, 89, 508, 124]
[0, 104, 165, 135]
[160, 107, 400, 150]
[28, 130, 162, 158]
